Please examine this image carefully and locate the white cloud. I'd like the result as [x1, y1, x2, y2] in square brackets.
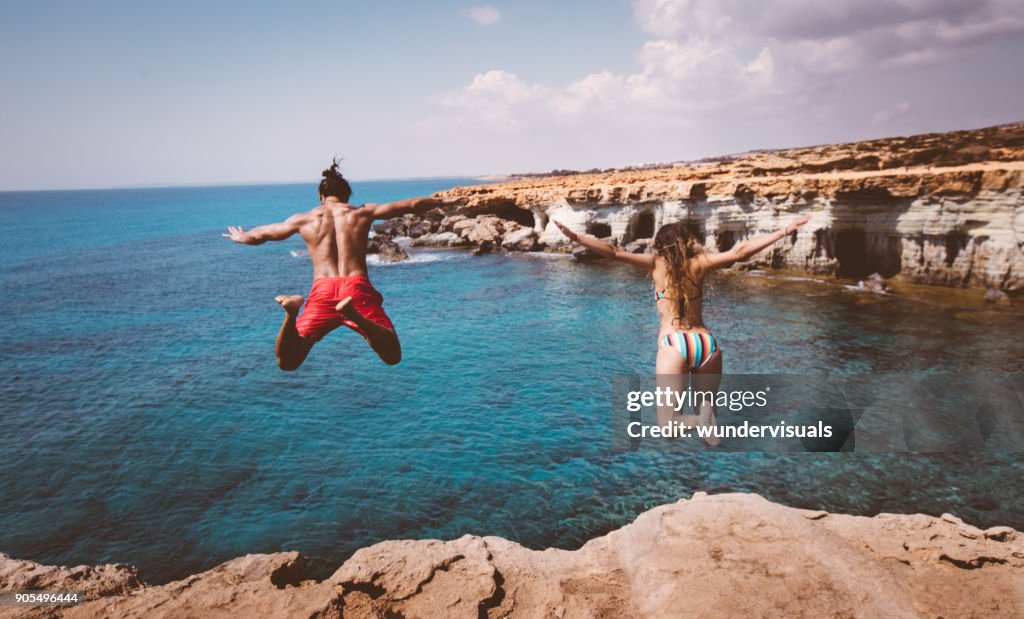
[432, 0, 1024, 138]
[440, 70, 547, 128]
[461, 70, 542, 103]
[442, 34, 777, 127]
[463, 5, 501, 26]
[549, 71, 625, 115]
[635, 0, 1024, 75]
[633, 0, 735, 39]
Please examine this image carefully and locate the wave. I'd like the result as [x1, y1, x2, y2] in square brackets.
[745, 270, 893, 295]
[367, 251, 470, 267]
[744, 270, 827, 284]
[842, 283, 892, 295]
[289, 246, 467, 266]
[512, 251, 573, 260]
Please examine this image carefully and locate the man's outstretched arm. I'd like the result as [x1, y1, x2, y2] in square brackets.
[358, 196, 465, 221]
[223, 212, 309, 245]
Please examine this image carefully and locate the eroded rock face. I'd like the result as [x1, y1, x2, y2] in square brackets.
[433, 123, 1024, 291]
[500, 226, 539, 252]
[3, 493, 1022, 618]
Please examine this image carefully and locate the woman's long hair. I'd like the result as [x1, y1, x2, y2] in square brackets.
[653, 222, 703, 326]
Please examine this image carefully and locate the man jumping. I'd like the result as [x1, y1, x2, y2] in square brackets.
[223, 159, 459, 370]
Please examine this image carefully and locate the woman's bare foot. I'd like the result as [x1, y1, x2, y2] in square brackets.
[335, 296, 361, 320]
[275, 295, 304, 316]
[699, 403, 721, 447]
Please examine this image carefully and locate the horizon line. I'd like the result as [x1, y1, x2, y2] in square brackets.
[5, 119, 1021, 194]
[0, 174, 493, 194]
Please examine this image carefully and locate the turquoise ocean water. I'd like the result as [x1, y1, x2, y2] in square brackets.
[1, 180, 1021, 582]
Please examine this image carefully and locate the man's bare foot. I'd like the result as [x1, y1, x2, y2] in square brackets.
[335, 296, 362, 321]
[275, 295, 304, 316]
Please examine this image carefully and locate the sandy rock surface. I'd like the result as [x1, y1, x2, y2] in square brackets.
[3, 493, 1021, 618]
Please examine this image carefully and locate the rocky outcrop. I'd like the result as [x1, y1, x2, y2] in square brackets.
[427, 123, 1024, 291]
[3, 493, 1022, 618]
[366, 236, 408, 262]
[0, 555, 140, 602]
[383, 213, 542, 255]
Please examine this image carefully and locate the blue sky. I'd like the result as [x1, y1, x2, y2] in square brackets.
[1, 0, 1022, 190]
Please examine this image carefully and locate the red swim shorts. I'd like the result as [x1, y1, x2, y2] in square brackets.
[295, 276, 394, 342]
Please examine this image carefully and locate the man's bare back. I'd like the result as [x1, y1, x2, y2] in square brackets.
[295, 198, 373, 279]
[225, 184, 458, 370]
[224, 196, 451, 277]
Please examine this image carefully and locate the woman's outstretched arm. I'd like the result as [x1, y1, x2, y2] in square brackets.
[701, 215, 810, 269]
[553, 220, 656, 270]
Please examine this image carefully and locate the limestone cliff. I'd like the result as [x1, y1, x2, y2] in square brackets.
[433, 123, 1024, 291]
[2, 493, 1022, 618]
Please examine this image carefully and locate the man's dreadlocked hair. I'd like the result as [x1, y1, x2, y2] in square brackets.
[653, 221, 704, 326]
[319, 157, 352, 201]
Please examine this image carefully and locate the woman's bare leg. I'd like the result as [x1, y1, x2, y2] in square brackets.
[656, 343, 699, 431]
[274, 295, 316, 371]
[692, 349, 723, 446]
[336, 297, 402, 366]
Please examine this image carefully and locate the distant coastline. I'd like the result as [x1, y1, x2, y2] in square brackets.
[424, 122, 1024, 293]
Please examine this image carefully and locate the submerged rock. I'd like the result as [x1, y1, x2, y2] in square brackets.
[572, 246, 601, 261]
[572, 236, 616, 261]
[860, 272, 889, 293]
[984, 288, 1011, 304]
[624, 238, 654, 254]
[471, 240, 496, 255]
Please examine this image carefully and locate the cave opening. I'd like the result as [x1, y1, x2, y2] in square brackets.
[684, 223, 706, 245]
[716, 230, 736, 252]
[945, 230, 967, 267]
[587, 222, 613, 238]
[477, 204, 536, 228]
[813, 229, 830, 258]
[632, 211, 655, 239]
[834, 228, 870, 279]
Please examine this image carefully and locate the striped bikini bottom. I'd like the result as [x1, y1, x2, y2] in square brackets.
[659, 331, 719, 369]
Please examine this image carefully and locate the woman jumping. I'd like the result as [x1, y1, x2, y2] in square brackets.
[554, 215, 809, 444]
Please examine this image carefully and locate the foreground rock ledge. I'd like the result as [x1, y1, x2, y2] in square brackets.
[2, 493, 1021, 618]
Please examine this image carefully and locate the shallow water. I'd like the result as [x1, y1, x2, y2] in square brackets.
[1, 182, 1021, 582]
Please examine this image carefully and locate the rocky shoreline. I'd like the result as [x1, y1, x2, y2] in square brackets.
[371, 123, 1024, 296]
[2, 493, 1021, 618]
